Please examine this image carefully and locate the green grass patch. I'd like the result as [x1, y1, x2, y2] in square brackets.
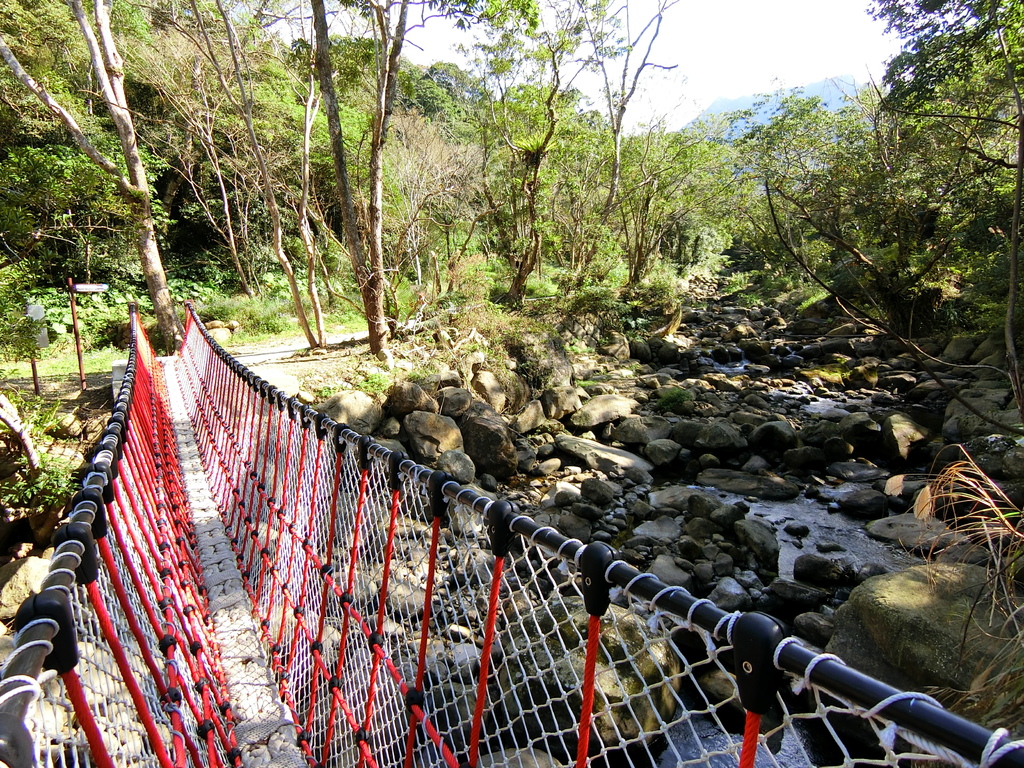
[1, 346, 124, 380]
[797, 364, 847, 386]
[653, 387, 695, 413]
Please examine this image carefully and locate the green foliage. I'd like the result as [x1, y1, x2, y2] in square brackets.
[357, 373, 390, 396]
[653, 387, 694, 413]
[0, 453, 75, 510]
[736, 87, 1013, 335]
[197, 294, 293, 336]
[0, 275, 44, 362]
[620, 266, 681, 316]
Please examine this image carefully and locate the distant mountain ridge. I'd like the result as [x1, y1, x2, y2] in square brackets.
[697, 75, 861, 122]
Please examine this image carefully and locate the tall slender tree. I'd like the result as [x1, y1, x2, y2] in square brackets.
[0, 0, 183, 349]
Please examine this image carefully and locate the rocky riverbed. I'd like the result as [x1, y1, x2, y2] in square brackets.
[300, 297, 1021, 697]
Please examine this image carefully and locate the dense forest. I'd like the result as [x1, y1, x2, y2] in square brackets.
[0, 0, 1020, 372]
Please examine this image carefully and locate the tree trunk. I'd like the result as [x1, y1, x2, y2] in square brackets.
[312, 0, 385, 353]
[200, 0, 318, 347]
[0, 395, 41, 474]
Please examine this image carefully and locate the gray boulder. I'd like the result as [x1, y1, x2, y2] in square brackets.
[838, 412, 881, 447]
[645, 439, 682, 466]
[942, 388, 1018, 442]
[865, 513, 961, 554]
[555, 436, 654, 474]
[320, 390, 382, 435]
[694, 421, 748, 453]
[794, 612, 836, 648]
[632, 516, 682, 543]
[612, 415, 673, 445]
[437, 387, 474, 419]
[793, 553, 853, 586]
[581, 477, 621, 506]
[570, 394, 638, 428]
[748, 420, 799, 451]
[600, 331, 631, 360]
[0, 557, 50, 621]
[882, 413, 930, 460]
[555, 513, 592, 542]
[734, 517, 780, 572]
[461, 407, 518, 480]
[647, 555, 693, 590]
[471, 370, 507, 412]
[541, 387, 583, 420]
[437, 449, 476, 484]
[386, 381, 437, 416]
[708, 577, 752, 612]
[826, 461, 890, 482]
[403, 411, 463, 463]
[648, 486, 719, 513]
[511, 400, 546, 434]
[697, 469, 800, 500]
[941, 335, 977, 364]
[826, 563, 1010, 691]
[838, 489, 888, 519]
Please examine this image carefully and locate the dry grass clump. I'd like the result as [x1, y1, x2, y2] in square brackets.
[911, 451, 1024, 732]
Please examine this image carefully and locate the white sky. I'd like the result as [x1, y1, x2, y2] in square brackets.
[402, 0, 904, 125]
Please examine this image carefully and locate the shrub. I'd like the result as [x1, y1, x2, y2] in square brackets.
[0, 454, 76, 511]
[653, 388, 694, 413]
[197, 294, 293, 335]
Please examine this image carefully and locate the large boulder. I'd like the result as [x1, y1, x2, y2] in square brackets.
[499, 597, 681, 758]
[541, 387, 583, 420]
[569, 395, 638, 429]
[460, 405, 518, 480]
[838, 412, 881, 448]
[506, 330, 574, 389]
[511, 400, 546, 434]
[0, 556, 50, 621]
[942, 388, 1018, 442]
[693, 421, 748, 453]
[881, 413, 931, 460]
[941, 336, 977, 364]
[632, 516, 682, 543]
[437, 387, 475, 419]
[320, 390, 382, 435]
[696, 469, 800, 500]
[612, 415, 673, 445]
[403, 411, 463, 463]
[865, 513, 961, 554]
[748, 420, 799, 452]
[826, 563, 1010, 691]
[471, 370, 507, 412]
[555, 436, 654, 474]
[733, 517, 780, 572]
[386, 381, 437, 417]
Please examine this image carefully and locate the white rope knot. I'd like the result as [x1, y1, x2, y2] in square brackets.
[878, 721, 899, 752]
[623, 572, 657, 598]
[861, 691, 943, 720]
[713, 611, 741, 643]
[0, 676, 42, 708]
[771, 637, 801, 669]
[684, 598, 714, 628]
[981, 728, 1024, 768]
[787, 649, 843, 694]
[650, 585, 690, 611]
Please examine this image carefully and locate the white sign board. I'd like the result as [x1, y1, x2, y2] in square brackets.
[25, 304, 48, 347]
